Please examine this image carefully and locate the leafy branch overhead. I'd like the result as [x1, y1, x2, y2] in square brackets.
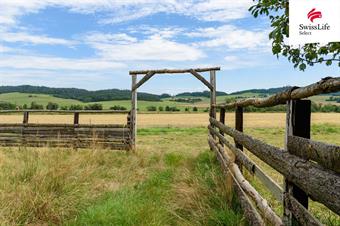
[249, 0, 340, 70]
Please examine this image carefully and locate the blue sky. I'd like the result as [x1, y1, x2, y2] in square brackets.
[0, 0, 338, 95]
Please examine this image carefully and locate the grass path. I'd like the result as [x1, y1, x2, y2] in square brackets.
[0, 127, 245, 226]
[1, 123, 339, 225]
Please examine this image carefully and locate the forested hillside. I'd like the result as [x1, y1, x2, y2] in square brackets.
[0, 85, 161, 102]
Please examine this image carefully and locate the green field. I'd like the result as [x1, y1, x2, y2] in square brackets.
[0, 121, 339, 225]
[0, 92, 339, 112]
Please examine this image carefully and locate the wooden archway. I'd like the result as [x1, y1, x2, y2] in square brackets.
[129, 67, 220, 150]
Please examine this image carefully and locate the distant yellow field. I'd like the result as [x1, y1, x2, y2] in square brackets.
[0, 113, 338, 128]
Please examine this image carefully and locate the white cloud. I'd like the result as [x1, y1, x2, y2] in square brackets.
[0, 44, 12, 53]
[223, 55, 260, 70]
[0, 0, 254, 27]
[84, 33, 137, 45]
[86, 33, 205, 61]
[0, 55, 126, 71]
[189, 25, 270, 50]
[0, 31, 75, 45]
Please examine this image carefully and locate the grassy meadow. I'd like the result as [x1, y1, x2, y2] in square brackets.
[0, 92, 339, 112]
[0, 113, 339, 225]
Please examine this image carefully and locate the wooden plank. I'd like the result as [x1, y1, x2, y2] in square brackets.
[235, 106, 243, 170]
[284, 194, 323, 226]
[0, 110, 130, 114]
[210, 117, 340, 215]
[284, 100, 310, 225]
[219, 108, 225, 146]
[23, 111, 29, 124]
[131, 74, 137, 150]
[208, 137, 282, 226]
[132, 71, 155, 91]
[218, 77, 340, 109]
[209, 138, 264, 226]
[129, 67, 221, 75]
[74, 112, 79, 125]
[210, 70, 216, 120]
[190, 70, 213, 90]
[0, 123, 126, 128]
[209, 126, 283, 201]
[287, 135, 340, 173]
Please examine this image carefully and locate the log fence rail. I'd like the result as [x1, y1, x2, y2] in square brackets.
[0, 110, 132, 150]
[209, 77, 340, 226]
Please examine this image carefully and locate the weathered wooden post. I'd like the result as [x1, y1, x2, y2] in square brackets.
[210, 70, 216, 120]
[23, 111, 29, 124]
[219, 107, 225, 146]
[235, 106, 243, 170]
[131, 74, 137, 150]
[74, 112, 79, 125]
[210, 70, 216, 142]
[284, 99, 311, 226]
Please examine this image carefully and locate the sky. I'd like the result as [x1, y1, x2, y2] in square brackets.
[0, 0, 339, 95]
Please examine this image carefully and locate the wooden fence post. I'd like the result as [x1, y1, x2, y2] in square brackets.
[131, 74, 137, 150]
[210, 70, 216, 120]
[23, 111, 29, 124]
[235, 106, 243, 170]
[74, 112, 79, 125]
[219, 108, 226, 146]
[284, 100, 311, 225]
[210, 70, 216, 142]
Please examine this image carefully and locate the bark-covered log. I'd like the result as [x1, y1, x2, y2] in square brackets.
[283, 194, 323, 226]
[209, 136, 282, 226]
[218, 77, 340, 109]
[287, 135, 340, 173]
[190, 70, 213, 90]
[129, 67, 220, 75]
[210, 117, 340, 214]
[132, 71, 156, 91]
[208, 138, 265, 226]
[0, 110, 130, 114]
[209, 126, 283, 201]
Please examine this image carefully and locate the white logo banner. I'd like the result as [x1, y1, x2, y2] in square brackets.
[289, 0, 340, 45]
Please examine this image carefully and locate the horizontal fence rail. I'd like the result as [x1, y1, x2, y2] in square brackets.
[217, 77, 340, 109]
[0, 110, 130, 114]
[208, 77, 340, 225]
[0, 110, 133, 150]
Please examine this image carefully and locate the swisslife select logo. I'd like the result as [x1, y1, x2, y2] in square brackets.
[299, 8, 330, 36]
[307, 8, 322, 22]
[289, 0, 340, 45]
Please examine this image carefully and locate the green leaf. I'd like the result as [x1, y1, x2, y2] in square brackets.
[299, 63, 306, 71]
[326, 60, 332, 66]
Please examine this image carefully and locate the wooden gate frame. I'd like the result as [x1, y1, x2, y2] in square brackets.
[129, 67, 220, 150]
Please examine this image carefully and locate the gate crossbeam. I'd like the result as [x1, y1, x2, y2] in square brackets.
[129, 67, 221, 150]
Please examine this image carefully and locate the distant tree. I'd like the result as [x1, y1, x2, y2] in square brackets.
[165, 106, 171, 111]
[30, 101, 44, 110]
[158, 106, 164, 111]
[110, 105, 127, 110]
[146, 106, 157, 111]
[193, 106, 198, 112]
[22, 104, 28, 109]
[69, 105, 83, 110]
[185, 107, 189, 112]
[249, 1, 340, 70]
[60, 106, 68, 110]
[84, 103, 103, 110]
[46, 102, 59, 110]
[0, 102, 16, 110]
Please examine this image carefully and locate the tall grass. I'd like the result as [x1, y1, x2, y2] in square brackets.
[0, 127, 244, 225]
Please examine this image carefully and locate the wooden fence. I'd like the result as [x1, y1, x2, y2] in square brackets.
[208, 77, 340, 226]
[0, 110, 132, 150]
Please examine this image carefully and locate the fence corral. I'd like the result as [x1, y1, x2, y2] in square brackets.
[208, 77, 340, 226]
[0, 110, 132, 150]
